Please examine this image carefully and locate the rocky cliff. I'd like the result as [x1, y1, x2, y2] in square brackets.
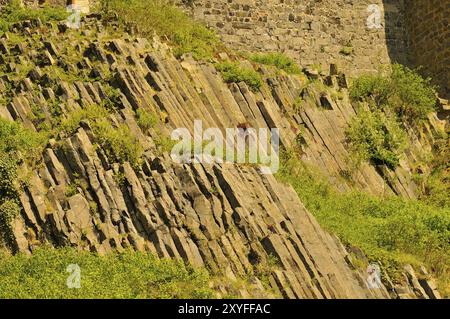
[0, 6, 446, 299]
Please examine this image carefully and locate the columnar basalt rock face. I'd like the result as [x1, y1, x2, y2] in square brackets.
[178, 0, 408, 78]
[405, 0, 449, 99]
[0, 2, 445, 299]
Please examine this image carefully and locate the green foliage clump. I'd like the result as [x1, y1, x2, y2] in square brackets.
[350, 64, 437, 124]
[0, 247, 215, 298]
[216, 61, 262, 91]
[277, 150, 450, 296]
[100, 85, 123, 111]
[0, 200, 20, 247]
[250, 52, 302, 74]
[346, 109, 408, 169]
[94, 120, 143, 169]
[350, 74, 391, 107]
[101, 0, 219, 60]
[61, 105, 143, 168]
[0, 117, 47, 161]
[136, 108, 158, 131]
[0, 119, 46, 247]
[0, 0, 68, 34]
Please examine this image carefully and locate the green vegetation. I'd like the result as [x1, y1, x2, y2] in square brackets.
[216, 61, 262, 91]
[136, 108, 158, 131]
[350, 64, 437, 124]
[101, 0, 219, 60]
[0, 118, 47, 248]
[0, 0, 68, 35]
[346, 109, 409, 169]
[0, 247, 215, 298]
[61, 105, 143, 169]
[347, 64, 439, 169]
[250, 52, 302, 74]
[416, 133, 450, 209]
[339, 46, 353, 56]
[277, 150, 450, 296]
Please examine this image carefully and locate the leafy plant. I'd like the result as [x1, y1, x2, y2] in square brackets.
[350, 64, 437, 124]
[346, 109, 408, 169]
[216, 61, 262, 91]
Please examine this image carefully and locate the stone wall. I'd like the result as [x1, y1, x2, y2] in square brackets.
[179, 0, 408, 78]
[405, 0, 449, 98]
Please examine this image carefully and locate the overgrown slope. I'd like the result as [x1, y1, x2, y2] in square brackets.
[0, 1, 448, 298]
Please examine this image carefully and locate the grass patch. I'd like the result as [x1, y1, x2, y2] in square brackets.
[277, 150, 450, 296]
[250, 52, 301, 74]
[101, 0, 219, 60]
[0, 247, 215, 298]
[216, 61, 262, 91]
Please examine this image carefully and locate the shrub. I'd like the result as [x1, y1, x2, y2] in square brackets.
[346, 109, 408, 169]
[350, 64, 437, 124]
[0, 155, 18, 200]
[349, 74, 391, 107]
[0, 117, 47, 161]
[0, 247, 215, 298]
[390, 64, 437, 121]
[101, 0, 219, 60]
[216, 61, 262, 91]
[250, 53, 301, 74]
[0, 200, 20, 247]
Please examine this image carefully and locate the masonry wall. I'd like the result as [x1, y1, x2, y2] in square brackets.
[405, 0, 449, 98]
[179, 0, 408, 77]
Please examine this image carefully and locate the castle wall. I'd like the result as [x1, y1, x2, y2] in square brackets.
[179, 0, 408, 77]
[405, 0, 449, 98]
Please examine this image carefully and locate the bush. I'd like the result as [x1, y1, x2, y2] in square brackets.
[350, 74, 391, 107]
[0, 118, 47, 161]
[101, 0, 219, 60]
[0, 247, 215, 298]
[350, 64, 437, 124]
[216, 61, 262, 91]
[390, 64, 437, 121]
[250, 53, 302, 74]
[0, 200, 20, 247]
[346, 109, 408, 169]
[277, 151, 450, 296]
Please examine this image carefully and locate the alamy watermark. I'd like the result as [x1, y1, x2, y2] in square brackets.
[66, 4, 81, 29]
[367, 4, 383, 29]
[170, 120, 280, 174]
[366, 263, 382, 289]
[66, 264, 81, 289]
